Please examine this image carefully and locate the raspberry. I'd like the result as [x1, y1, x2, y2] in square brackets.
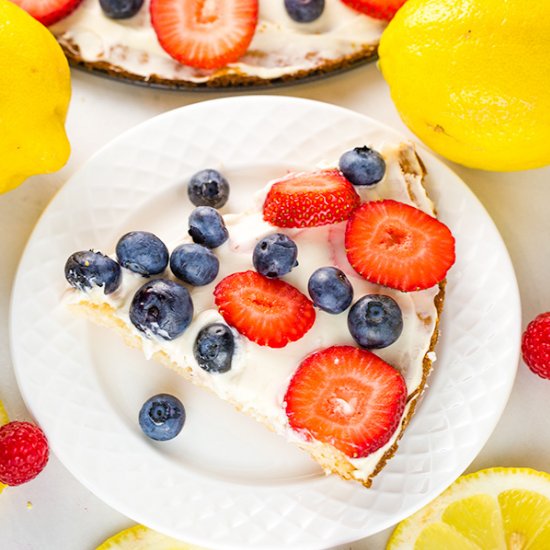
[521, 312, 550, 379]
[0, 421, 49, 486]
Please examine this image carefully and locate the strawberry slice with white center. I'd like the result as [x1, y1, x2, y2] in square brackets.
[284, 346, 407, 458]
[150, 0, 259, 70]
[214, 271, 316, 348]
[11, 0, 83, 26]
[262, 169, 360, 228]
[345, 199, 455, 292]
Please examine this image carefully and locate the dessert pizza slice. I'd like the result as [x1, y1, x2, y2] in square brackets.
[64, 142, 454, 487]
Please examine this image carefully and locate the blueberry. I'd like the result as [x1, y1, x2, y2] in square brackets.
[116, 231, 169, 276]
[130, 279, 193, 340]
[188, 169, 230, 209]
[284, 0, 325, 22]
[188, 206, 229, 249]
[139, 393, 185, 441]
[347, 294, 403, 349]
[64, 250, 121, 295]
[308, 267, 353, 314]
[193, 323, 235, 374]
[99, 0, 144, 19]
[339, 146, 386, 186]
[253, 233, 298, 278]
[170, 243, 219, 286]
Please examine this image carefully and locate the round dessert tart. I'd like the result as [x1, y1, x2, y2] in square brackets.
[10, 0, 395, 89]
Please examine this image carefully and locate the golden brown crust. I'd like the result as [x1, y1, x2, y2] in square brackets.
[56, 37, 378, 89]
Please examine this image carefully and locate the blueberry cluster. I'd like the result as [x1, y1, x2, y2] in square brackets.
[64, 169, 238, 441]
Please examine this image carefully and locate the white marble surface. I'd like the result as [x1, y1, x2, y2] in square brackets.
[1, 63, 549, 550]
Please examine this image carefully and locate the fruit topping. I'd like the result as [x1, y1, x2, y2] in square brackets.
[65, 250, 121, 295]
[307, 266, 353, 314]
[130, 279, 193, 340]
[116, 231, 169, 277]
[194, 323, 235, 374]
[284, 0, 325, 22]
[149, 0, 259, 70]
[284, 346, 407, 458]
[99, 0, 144, 19]
[262, 169, 360, 228]
[170, 243, 219, 286]
[340, 0, 406, 21]
[339, 146, 386, 186]
[139, 394, 185, 441]
[0, 421, 49, 486]
[345, 199, 455, 292]
[214, 270, 315, 348]
[188, 169, 230, 209]
[252, 233, 298, 279]
[348, 294, 403, 349]
[188, 206, 229, 249]
[522, 312, 550, 380]
[11, 0, 84, 26]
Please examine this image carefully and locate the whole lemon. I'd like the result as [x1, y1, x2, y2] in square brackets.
[379, 0, 550, 171]
[0, 0, 70, 193]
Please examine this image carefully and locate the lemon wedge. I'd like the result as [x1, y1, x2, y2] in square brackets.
[387, 467, 550, 549]
[96, 524, 207, 550]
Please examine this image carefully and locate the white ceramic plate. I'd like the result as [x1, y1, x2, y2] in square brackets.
[10, 97, 520, 550]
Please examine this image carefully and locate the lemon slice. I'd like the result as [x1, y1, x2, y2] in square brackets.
[387, 467, 550, 549]
[0, 399, 8, 494]
[96, 524, 207, 550]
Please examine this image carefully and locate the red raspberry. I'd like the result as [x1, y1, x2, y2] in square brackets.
[521, 312, 550, 379]
[0, 421, 49, 486]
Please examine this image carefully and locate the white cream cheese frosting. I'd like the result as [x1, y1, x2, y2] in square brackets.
[51, 0, 385, 83]
[65, 143, 441, 482]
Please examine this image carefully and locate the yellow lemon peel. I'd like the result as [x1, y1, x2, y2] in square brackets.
[0, 0, 71, 193]
[379, 0, 550, 171]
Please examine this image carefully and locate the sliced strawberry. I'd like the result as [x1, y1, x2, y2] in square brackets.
[12, 0, 83, 26]
[150, 0, 258, 70]
[345, 199, 455, 292]
[285, 346, 407, 458]
[340, 0, 407, 20]
[214, 271, 315, 348]
[263, 169, 360, 228]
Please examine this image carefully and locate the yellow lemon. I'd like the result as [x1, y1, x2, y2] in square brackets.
[0, 0, 70, 193]
[387, 467, 550, 549]
[379, 0, 550, 171]
[96, 524, 208, 550]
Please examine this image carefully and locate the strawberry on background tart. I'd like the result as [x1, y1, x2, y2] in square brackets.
[63, 140, 455, 486]
[11, 0, 406, 88]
